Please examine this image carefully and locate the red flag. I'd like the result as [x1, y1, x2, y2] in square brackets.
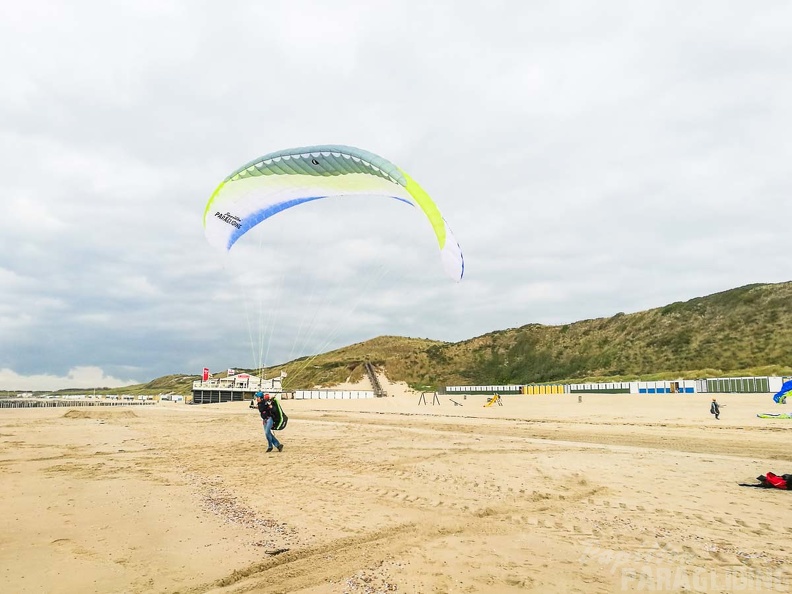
[202, 367, 209, 381]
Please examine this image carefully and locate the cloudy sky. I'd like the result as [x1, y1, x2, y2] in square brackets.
[2, 1, 791, 390]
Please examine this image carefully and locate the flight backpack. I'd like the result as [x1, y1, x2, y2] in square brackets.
[760, 472, 790, 490]
[270, 398, 288, 431]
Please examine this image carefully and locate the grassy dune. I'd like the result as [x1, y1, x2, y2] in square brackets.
[29, 280, 792, 397]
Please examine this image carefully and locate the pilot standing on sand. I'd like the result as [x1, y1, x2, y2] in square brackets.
[256, 392, 283, 452]
[710, 398, 721, 420]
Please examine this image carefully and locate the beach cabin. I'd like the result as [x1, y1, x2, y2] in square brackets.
[635, 380, 696, 394]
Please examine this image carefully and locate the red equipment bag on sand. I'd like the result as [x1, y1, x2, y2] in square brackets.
[762, 472, 789, 490]
[740, 472, 792, 489]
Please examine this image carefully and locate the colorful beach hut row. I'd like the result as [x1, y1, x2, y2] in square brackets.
[442, 376, 789, 395]
[703, 376, 776, 393]
[558, 380, 695, 394]
[571, 377, 785, 394]
[443, 385, 524, 395]
[292, 390, 374, 399]
[442, 385, 562, 395]
[523, 384, 564, 395]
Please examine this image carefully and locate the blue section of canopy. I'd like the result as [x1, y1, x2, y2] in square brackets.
[229, 196, 324, 249]
[228, 194, 415, 249]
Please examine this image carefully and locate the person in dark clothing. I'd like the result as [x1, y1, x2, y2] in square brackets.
[256, 392, 283, 452]
[710, 398, 721, 420]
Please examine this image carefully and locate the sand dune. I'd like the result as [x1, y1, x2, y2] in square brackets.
[1, 387, 791, 593]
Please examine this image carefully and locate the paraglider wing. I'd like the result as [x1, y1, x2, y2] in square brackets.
[773, 380, 792, 404]
[203, 145, 464, 282]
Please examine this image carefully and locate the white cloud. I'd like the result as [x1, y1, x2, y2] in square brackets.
[0, 366, 139, 391]
[0, 0, 790, 382]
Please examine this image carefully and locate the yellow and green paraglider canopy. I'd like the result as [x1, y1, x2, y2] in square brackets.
[203, 144, 464, 281]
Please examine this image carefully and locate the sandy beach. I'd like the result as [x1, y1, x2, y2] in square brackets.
[2, 379, 792, 593]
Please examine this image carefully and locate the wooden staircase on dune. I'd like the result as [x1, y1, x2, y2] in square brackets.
[364, 361, 386, 397]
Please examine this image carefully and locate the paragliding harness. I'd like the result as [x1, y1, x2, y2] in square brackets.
[270, 398, 288, 431]
[740, 472, 791, 490]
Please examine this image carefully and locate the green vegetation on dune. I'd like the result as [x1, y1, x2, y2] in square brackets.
[271, 336, 445, 390]
[268, 282, 792, 390]
[28, 281, 792, 397]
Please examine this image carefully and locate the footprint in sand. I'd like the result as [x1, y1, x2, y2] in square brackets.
[681, 545, 700, 558]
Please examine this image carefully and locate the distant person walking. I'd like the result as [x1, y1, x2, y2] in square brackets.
[256, 392, 283, 452]
[710, 398, 721, 420]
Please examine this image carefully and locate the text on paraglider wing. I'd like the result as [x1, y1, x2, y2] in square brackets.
[214, 211, 242, 229]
